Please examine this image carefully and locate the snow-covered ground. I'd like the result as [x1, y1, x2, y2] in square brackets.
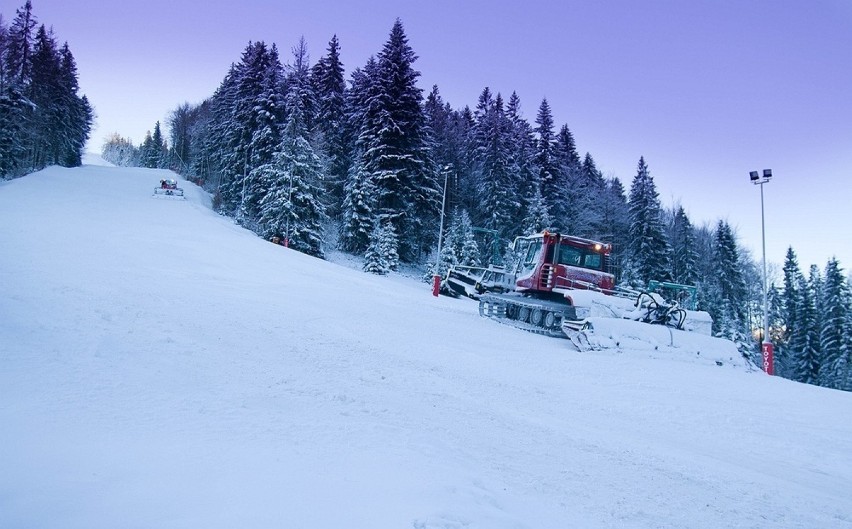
[1, 163, 851, 529]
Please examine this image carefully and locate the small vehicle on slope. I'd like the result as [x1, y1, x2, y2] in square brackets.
[153, 178, 185, 199]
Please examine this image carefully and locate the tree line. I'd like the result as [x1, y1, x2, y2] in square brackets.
[99, 20, 851, 390]
[0, 1, 93, 178]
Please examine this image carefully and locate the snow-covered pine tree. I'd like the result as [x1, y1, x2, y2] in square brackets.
[168, 103, 193, 174]
[151, 121, 168, 168]
[219, 41, 281, 217]
[311, 35, 348, 218]
[4, 1, 36, 87]
[576, 152, 607, 238]
[522, 180, 553, 235]
[340, 151, 376, 254]
[100, 133, 136, 167]
[766, 284, 791, 377]
[457, 210, 481, 267]
[56, 43, 92, 168]
[819, 258, 850, 389]
[256, 86, 327, 258]
[339, 59, 379, 254]
[599, 177, 630, 282]
[534, 98, 563, 224]
[359, 19, 439, 262]
[625, 156, 671, 286]
[794, 268, 822, 384]
[283, 37, 316, 133]
[473, 89, 517, 239]
[27, 24, 62, 170]
[708, 220, 748, 348]
[363, 220, 399, 275]
[551, 128, 582, 234]
[781, 247, 801, 348]
[504, 91, 536, 236]
[0, 84, 28, 177]
[669, 205, 699, 286]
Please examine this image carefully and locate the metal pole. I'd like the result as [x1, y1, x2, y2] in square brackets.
[432, 166, 449, 296]
[760, 181, 768, 345]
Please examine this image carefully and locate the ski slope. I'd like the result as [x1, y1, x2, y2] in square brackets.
[1, 162, 850, 528]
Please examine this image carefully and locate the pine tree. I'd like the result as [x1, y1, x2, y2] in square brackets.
[819, 258, 850, 388]
[711, 220, 747, 327]
[502, 93, 535, 236]
[4, 1, 36, 86]
[255, 87, 327, 257]
[363, 221, 399, 275]
[625, 156, 671, 286]
[340, 153, 376, 254]
[0, 85, 27, 177]
[150, 121, 167, 168]
[473, 89, 517, 238]
[457, 210, 481, 267]
[27, 24, 62, 169]
[669, 206, 699, 285]
[766, 285, 790, 377]
[795, 269, 822, 384]
[56, 43, 92, 167]
[522, 180, 552, 234]
[599, 177, 630, 282]
[781, 247, 801, 348]
[168, 103, 193, 173]
[359, 19, 439, 262]
[534, 98, 562, 223]
[218, 41, 282, 217]
[575, 152, 607, 237]
[311, 35, 348, 217]
[339, 59, 379, 253]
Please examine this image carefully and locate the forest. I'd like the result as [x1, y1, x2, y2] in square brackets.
[1, 3, 848, 391]
[0, 1, 92, 178]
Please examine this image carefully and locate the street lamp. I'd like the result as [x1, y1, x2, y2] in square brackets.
[750, 169, 773, 375]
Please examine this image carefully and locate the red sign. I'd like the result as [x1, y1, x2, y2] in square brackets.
[761, 342, 774, 375]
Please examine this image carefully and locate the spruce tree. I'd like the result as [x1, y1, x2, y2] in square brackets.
[599, 177, 630, 281]
[5, 1, 36, 86]
[311, 35, 348, 217]
[625, 156, 671, 286]
[711, 220, 747, 327]
[357, 20, 439, 262]
[781, 247, 801, 348]
[504, 92, 536, 237]
[255, 87, 327, 257]
[534, 98, 562, 223]
[794, 270, 822, 384]
[339, 59, 379, 253]
[819, 258, 850, 388]
[669, 206, 699, 285]
[363, 221, 399, 275]
[473, 89, 517, 239]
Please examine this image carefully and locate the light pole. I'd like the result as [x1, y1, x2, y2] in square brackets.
[432, 165, 451, 297]
[750, 169, 773, 375]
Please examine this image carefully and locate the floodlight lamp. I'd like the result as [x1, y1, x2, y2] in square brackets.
[763, 169, 772, 179]
[749, 171, 760, 181]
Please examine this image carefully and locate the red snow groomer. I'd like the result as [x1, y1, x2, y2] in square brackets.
[476, 231, 712, 341]
[153, 178, 185, 199]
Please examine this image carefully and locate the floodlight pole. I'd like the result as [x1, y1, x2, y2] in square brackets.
[432, 165, 450, 297]
[751, 169, 773, 375]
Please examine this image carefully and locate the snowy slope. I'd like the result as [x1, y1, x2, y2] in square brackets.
[1, 164, 851, 529]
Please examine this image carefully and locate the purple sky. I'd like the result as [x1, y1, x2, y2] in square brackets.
[8, 0, 852, 275]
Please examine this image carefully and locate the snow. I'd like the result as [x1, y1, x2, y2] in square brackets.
[1, 164, 851, 529]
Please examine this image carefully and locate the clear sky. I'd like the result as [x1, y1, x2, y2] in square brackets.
[5, 0, 851, 275]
